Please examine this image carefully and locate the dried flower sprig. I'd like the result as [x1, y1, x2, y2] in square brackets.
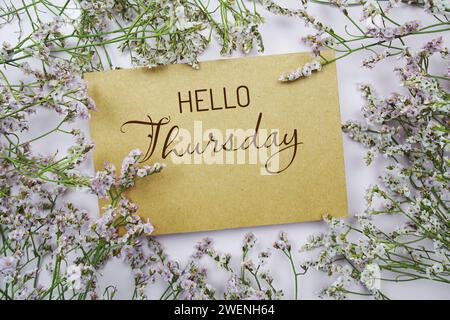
[0, 0, 256, 300]
[0, 0, 303, 300]
[1, 0, 449, 300]
[0, 0, 265, 70]
[0, 148, 163, 299]
[0, 0, 268, 190]
[191, 232, 287, 300]
[301, 39, 449, 299]
[258, 0, 449, 82]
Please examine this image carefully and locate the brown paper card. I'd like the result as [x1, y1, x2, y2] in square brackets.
[85, 52, 347, 235]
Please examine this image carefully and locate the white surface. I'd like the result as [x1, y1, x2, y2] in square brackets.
[8, 3, 450, 299]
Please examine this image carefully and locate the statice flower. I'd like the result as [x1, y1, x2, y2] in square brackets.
[418, 37, 445, 59]
[119, 149, 165, 188]
[362, 50, 391, 69]
[279, 60, 321, 81]
[1, 0, 449, 301]
[302, 40, 449, 299]
[273, 231, 291, 251]
[366, 20, 421, 41]
[192, 237, 214, 260]
[174, 5, 202, 31]
[424, 0, 450, 13]
[243, 232, 257, 251]
[302, 34, 335, 57]
[0, 42, 13, 61]
[66, 264, 83, 290]
[360, 263, 381, 292]
[362, 0, 382, 19]
[91, 162, 116, 198]
[0, 256, 17, 284]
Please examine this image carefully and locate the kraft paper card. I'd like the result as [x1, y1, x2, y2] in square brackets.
[85, 52, 347, 235]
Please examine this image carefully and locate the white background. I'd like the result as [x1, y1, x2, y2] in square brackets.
[9, 2, 450, 299]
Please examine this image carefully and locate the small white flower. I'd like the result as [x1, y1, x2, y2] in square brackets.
[143, 222, 154, 234]
[310, 60, 322, 71]
[373, 243, 386, 256]
[0, 256, 16, 273]
[421, 198, 432, 207]
[360, 263, 381, 291]
[137, 168, 147, 178]
[432, 263, 444, 274]
[66, 265, 82, 290]
[302, 65, 312, 76]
